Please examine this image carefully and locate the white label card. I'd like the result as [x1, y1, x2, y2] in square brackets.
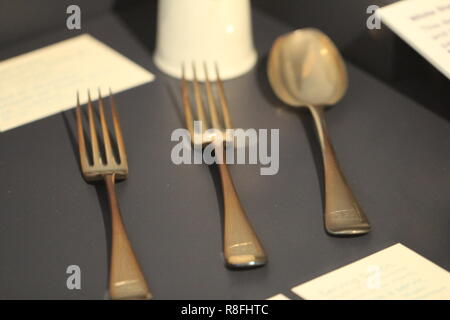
[292, 243, 450, 300]
[377, 0, 450, 79]
[0, 34, 155, 132]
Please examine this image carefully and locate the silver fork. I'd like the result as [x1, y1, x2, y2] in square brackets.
[76, 89, 152, 299]
[181, 63, 268, 268]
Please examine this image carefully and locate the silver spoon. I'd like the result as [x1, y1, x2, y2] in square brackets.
[267, 28, 370, 235]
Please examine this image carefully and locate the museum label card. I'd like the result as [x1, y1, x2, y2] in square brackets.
[377, 0, 450, 79]
[292, 243, 450, 299]
[266, 294, 290, 300]
[0, 34, 154, 132]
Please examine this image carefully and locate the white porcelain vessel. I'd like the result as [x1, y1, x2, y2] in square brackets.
[153, 0, 257, 80]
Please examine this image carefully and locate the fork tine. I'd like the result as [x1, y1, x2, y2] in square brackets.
[192, 62, 208, 129]
[108, 88, 127, 166]
[76, 92, 89, 169]
[98, 89, 115, 165]
[203, 62, 221, 129]
[181, 64, 194, 137]
[87, 90, 101, 165]
[215, 63, 233, 129]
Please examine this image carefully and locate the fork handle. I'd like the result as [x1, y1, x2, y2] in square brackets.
[216, 147, 267, 268]
[308, 105, 370, 236]
[104, 174, 152, 300]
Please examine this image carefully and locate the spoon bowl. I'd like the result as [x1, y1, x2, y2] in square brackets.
[268, 28, 348, 108]
[267, 28, 370, 236]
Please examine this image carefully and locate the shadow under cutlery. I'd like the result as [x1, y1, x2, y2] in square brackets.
[94, 182, 112, 277]
[61, 110, 80, 169]
[255, 55, 326, 210]
[207, 163, 225, 243]
[165, 80, 184, 126]
[297, 111, 325, 207]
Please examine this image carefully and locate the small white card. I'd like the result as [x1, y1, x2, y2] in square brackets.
[0, 34, 154, 132]
[377, 0, 450, 79]
[292, 243, 450, 300]
[266, 294, 291, 300]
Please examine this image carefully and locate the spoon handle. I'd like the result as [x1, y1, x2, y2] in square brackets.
[308, 105, 371, 236]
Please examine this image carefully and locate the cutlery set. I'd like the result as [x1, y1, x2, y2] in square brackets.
[73, 30, 370, 300]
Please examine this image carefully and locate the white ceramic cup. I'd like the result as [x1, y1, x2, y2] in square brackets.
[153, 0, 257, 80]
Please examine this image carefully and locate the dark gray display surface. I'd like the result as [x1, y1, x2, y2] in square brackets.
[0, 8, 449, 299]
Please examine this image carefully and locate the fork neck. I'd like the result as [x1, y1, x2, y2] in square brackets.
[104, 173, 116, 190]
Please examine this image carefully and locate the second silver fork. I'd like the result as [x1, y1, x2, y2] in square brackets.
[181, 63, 268, 268]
